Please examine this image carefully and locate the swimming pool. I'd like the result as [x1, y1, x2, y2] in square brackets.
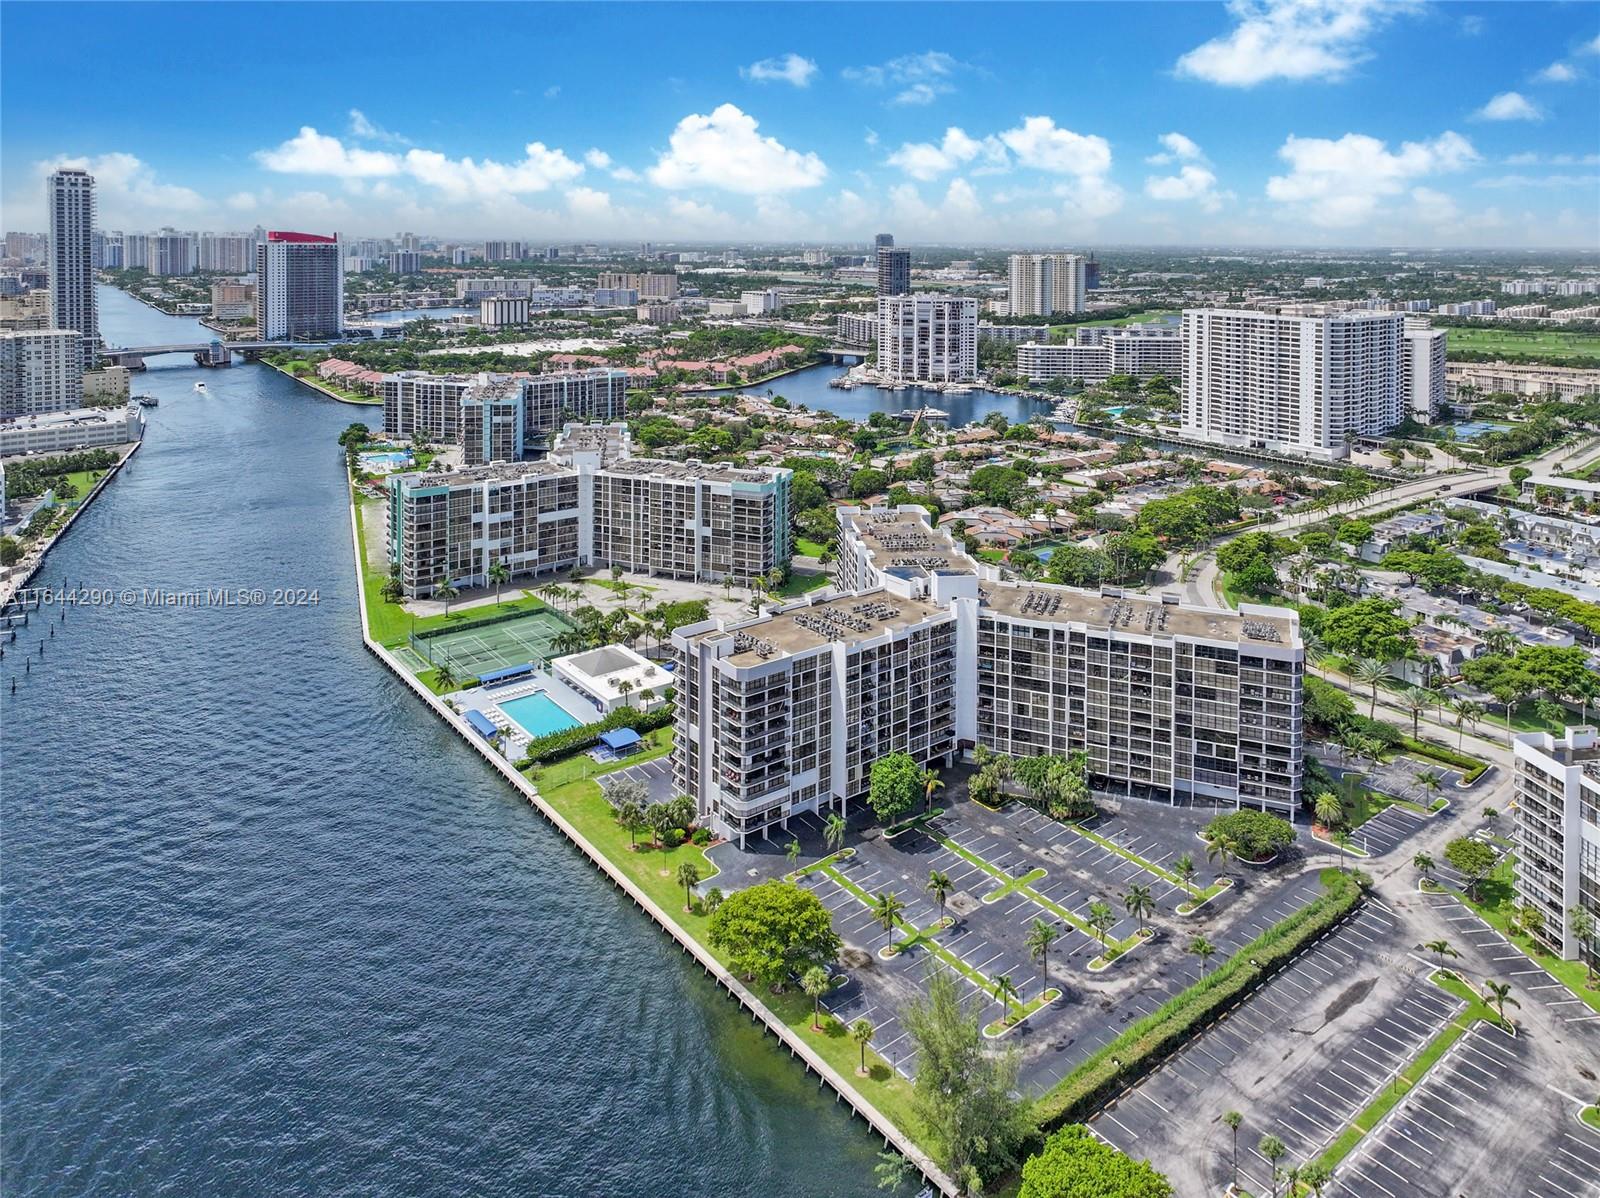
[359, 450, 414, 471]
[498, 692, 583, 738]
[1448, 420, 1510, 441]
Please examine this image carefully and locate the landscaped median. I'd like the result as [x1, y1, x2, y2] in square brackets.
[939, 838, 1150, 968]
[1064, 821, 1232, 913]
[1031, 868, 1368, 1133]
[1305, 969, 1511, 1183]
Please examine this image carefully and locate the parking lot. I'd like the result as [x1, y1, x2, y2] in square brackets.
[716, 788, 1323, 1093]
[599, 753, 675, 804]
[1311, 740, 1469, 859]
[1092, 900, 1453, 1196]
[1341, 1019, 1600, 1198]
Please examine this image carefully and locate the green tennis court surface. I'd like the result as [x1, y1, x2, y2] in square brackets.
[411, 609, 574, 677]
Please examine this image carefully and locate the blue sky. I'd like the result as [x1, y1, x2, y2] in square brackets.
[3, 1, 1598, 246]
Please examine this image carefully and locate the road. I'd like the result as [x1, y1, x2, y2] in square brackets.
[1158, 431, 1600, 608]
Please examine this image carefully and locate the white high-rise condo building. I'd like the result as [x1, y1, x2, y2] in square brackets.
[47, 168, 98, 367]
[1511, 727, 1600, 969]
[877, 294, 977, 384]
[1008, 253, 1086, 317]
[255, 231, 343, 341]
[1402, 317, 1447, 425]
[1, 329, 84, 417]
[672, 505, 1304, 846]
[1182, 307, 1404, 460]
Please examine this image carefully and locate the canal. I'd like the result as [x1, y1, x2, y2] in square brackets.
[0, 286, 885, 1197]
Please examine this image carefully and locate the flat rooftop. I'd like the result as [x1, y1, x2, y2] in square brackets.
[695, 590, 950, 663]
[602, 457, 782, 485]
[394, 459, 572, 488]
[843, 508, 976, 574]
[981, 583, 1300, 647]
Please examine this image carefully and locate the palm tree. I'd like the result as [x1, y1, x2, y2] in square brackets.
[1122, 883, 1154, 934]
[1416, 769, 1444, 807]
[1483, 979, 1520, 1026]
[1314, 790, 1344, 835]
[1259, 1135, 1287, 1198]
[434, 660, 457, 693]
[1087, 899, 1115, 948]
[434, 576, 459, 616]
[487, 560, 510, 606]
[1301, 1161, 1332, 1197]
[1424, 938, 1458, 976]
[617, 678, 636, 708]
[1451, 697, 1484, 749]
[919, 767, 944, 814]
[926, 869, 953, 925]
[1413, 852, 1435, 883]
[1569, 906, 1598, 987]
[1188, 934, 1215, 979]
[785, 839, 802, 866]
[1222, 1111, 1243, 1191]
[645, 803, 674, 848]
[851, 1018, 875, 1074]
[991, 973, 1020, 1025]
[872, 891, 905, 951]
[1173, 851, 1199, 898]
[1206, 833, 1239, 873]
[1401, 685, 1432, 738]
[1351, 656, 1389, 718]
[802, 965, 831, 1031]
[676, 861, 701, 912]
[823, 812, 847, 854]
[1025, 919, 1060, 990]
[615, 798, 644, 849]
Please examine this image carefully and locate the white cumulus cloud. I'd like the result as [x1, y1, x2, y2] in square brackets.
[401, 142, 584, 200]
[1146, 164, 1229, 212]
[998, 116, 1112, 176]
[1474, 91, 1542, 121]
[1533, 61, 1578, 83]
[886, 127, 1003, 181]
[1146, 132, 1205, 164]
[1176, 0, 1419, 87]
[348, 109, 409, 145]
[1266, 129, 1478, 226]
[647, 103, 827, 194]
[36, 151, 207, 217]
[845, 51, 966, 105]
[257, 127, 402, 177]
[741, 53, 818, 87]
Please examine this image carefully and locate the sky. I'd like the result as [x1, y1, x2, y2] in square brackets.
[2, 1, 1598, 248]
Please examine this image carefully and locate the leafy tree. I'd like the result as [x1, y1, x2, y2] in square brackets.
[1444, 837, 1497, 899]
[868, 752, 922, 825]
[1303, 676, 1356, 732]
[1318, 598, 1411, 662]
[903, 967, 1035, 1190]
[706, 880, 841, 991]
[849, 467, 890, 498]
[1017, 1124, 1173, 1198]
[1204, 811, 1294, 862]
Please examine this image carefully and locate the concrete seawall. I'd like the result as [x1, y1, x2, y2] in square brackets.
[344, 491, 958, 1197]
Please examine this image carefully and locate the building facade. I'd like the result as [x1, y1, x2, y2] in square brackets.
[1181, 307, 1404, 460]
[1007, 253, 1086, 317]
[836, 312, 879, 346]
[0, 329, 84, 417]
[382, 367, 629, 458]
[672, 505, 1305, 844]
[47, 168, 98, 368]
[1511, 727, 1600, 967]
[1018, 326, 1182, 385]
[0, 405, 143, 455]
[1402, 318, 1447, 424]
[255, 231, 343, 340]
[875, 247, 911, 297]
[877, 294, 977, 383]
[210, 281, 256, 321]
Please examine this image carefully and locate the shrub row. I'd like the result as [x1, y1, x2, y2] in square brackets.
[515, 705, 672, 767]
[1031, 869, 1367, 1132]
[1400, 736, 1489, 783]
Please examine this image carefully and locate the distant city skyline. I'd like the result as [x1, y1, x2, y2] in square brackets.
[3, 2, 1598, 248]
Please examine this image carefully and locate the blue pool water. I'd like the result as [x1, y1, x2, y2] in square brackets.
[359, 450, 414, 470]
[499, 692, 583, 738]
[1449, 420, 1510, 441]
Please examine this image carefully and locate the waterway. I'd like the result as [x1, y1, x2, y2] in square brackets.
[0, 285, 883, 1197]
[744, 361, 1053, 428]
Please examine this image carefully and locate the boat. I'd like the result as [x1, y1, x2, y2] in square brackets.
[135, 395, 159, 407]
[895, 406, 949, 422]
[193, 381, 207, 392]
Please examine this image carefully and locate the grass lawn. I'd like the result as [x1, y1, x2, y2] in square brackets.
[1445, 857, 1600, 1014]
[1583, 1106, 1600, 1132]
[941, 838, 1142, 954]
[794, 537, 828, 558]
[777, 571, 833, 598]
[1445, 326, 1600, 365]
[1312, 968, 1506, 1176]
[1068, 821, 1227, 902]
[528, 726, 673, 791]
[583, 576, 661, 595]
[353, 495, 562, 649]
[524, 740, 931, 1144]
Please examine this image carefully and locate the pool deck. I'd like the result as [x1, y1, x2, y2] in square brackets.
[454, 673, 601, 752]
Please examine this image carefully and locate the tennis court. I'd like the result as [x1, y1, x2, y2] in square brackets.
[410, 609, 576, 677]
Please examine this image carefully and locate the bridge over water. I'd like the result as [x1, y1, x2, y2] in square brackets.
[101, 340, 335, 368]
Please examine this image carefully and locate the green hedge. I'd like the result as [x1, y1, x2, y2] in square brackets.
[514, 705, 672, 767]
[1031, 870, 1367, 1132]
[1400, 736, 1489, 783]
